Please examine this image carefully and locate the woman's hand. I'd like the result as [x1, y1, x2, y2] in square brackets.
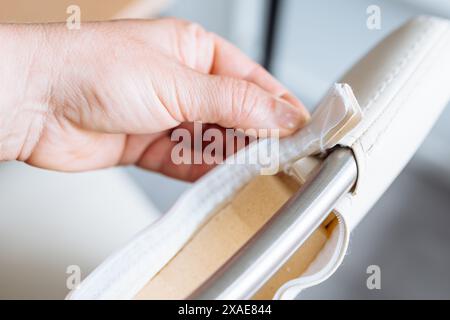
[0, 18, 308, 181]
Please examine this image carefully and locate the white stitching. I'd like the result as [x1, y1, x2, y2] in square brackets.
[358, 19, 435, 146]
[367, 27, 450, 154]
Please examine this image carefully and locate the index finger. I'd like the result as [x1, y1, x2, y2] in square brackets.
[209, 34, 305, 110]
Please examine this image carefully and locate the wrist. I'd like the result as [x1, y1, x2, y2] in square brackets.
[0, 24, 54, 162]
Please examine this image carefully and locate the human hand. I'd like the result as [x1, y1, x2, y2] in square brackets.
[0, 19, 308, 181]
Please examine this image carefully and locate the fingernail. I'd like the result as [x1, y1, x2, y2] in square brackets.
[275, 98, 309, 130]
[280, 93, 304, 109]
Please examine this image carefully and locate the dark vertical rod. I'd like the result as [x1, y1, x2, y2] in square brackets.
[263, 0, 282, 72]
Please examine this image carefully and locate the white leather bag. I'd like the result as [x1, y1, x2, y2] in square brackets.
[68, 16, 450, 300]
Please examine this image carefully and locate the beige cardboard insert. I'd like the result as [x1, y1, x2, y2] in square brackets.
[136, 173, 337, 300]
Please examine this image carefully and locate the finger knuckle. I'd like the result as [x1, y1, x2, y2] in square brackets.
[230, 80, 261, 123]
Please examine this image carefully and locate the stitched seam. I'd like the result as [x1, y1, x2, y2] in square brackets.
[366, 26, 450, 154]
[358, 19, 435, 144]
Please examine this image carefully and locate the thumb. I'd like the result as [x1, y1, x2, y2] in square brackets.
[170, 70, 309, 137]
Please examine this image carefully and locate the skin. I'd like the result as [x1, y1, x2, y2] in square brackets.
[0, 18, 309, 182]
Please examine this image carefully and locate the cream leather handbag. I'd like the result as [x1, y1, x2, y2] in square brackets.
[68, 16, 450, 300]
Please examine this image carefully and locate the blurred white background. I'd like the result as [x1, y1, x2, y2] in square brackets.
[1, 0, 450, 299]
